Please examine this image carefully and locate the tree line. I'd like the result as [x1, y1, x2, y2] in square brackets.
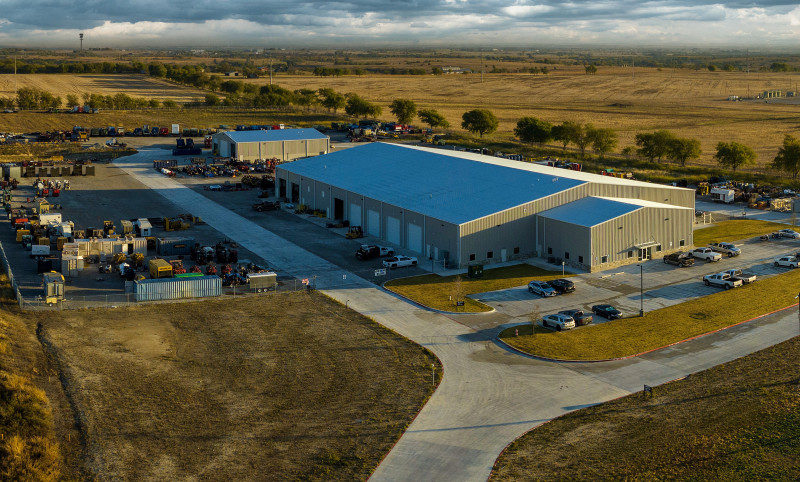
[0, 87, 177, 110]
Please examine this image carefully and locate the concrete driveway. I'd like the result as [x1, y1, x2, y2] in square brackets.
[114, 148, 800, 481]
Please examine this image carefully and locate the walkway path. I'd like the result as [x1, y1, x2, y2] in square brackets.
[114, 149, 800, 481]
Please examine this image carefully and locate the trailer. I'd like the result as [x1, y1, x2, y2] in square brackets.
[247, 272, 278, 292]
[710, 188, 735, 204]
[42, 271, 65, 305]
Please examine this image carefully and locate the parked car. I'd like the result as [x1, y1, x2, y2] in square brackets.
[689, 247, 723, 262]
[775, 229, 800, 239]
[591, 304, 622, 320]
[702, 272, 743, 289]
[774, 255, 800, 268]
[547, 278, 575, 294]
[541, 313, 576, 331]
[355, 244, 395, 260]
[383, 255, 418, 269]
[558, 309, 593, 326]
[708, 242, 741, 257]
[663, 251, 694, 267]
[528, 280, 557, 297]
[722, 268, 757, 284]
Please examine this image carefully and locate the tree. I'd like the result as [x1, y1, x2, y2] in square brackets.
[572, 123, 591, 159]
[65, 94, 79, 107]
[418, 109, 449, 130]
[714, 141, 756, 172]
[345, 93, 381, 118]
[635, 130, 676, 163]
[390, 99, 417, 124]
[461, 109, 498, 137]
[293, 88, 318, 111]
[318, 88, 345, 113]
[513, 117, 552, 144]
[585, 64, 597, 75]
[162, 99, 177, 109]
[148, 99, 160, 109]
[586, 126, 618, 159]
[450, 275, 466, 308]
[552, 121, 580, 149]
[205, 93, 221, 106]
[256, 84, 295, 107]
[771, 134, 800, 179]
[668, 137, 702, 167]
[527, 304, 541, 336]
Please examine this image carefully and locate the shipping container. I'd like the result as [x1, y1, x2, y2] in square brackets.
[16, 229, 30, 242]
[39, 213, 62, 224]
[135, 218, 152, 236]
[61, 255, 84, 277]
[120, 220, 133, 235]
[51, 166, 62, 176]
[247, 272, 278, 291]
[31, 245, 50, 257]
[56, 236, 68, 251]
[8, 165, 21, 179]
[157, 237, 194, 256]
[135, 276, 221, 301]
[83, 165, 96, 176]
[42, 271, 65, 304]
[149, 258, 173, 279]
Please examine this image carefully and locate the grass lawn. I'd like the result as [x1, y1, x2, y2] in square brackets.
[490, 336, 800, 480]
[693, 219, 790, 247]
[384, 264, 569, 312]
[499, 266, 800, 360]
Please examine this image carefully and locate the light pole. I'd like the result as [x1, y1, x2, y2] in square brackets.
[562, 261, 565, 277]
[638, 264, 644, 317]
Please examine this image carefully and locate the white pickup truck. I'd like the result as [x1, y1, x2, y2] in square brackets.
[708, 242, 741, 257]
[383, 255, 418, 269]
[703, 272, 743, 289]
[723, 268, 757, 284]
[690, 247, 723, 262]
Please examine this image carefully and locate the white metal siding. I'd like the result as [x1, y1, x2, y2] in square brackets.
[219, 140, 230, 157]
[367, 210, 380, 237]
[387, 216, 401, 245]
[350, 203, 362, 227]
[407, 223, 423, 253]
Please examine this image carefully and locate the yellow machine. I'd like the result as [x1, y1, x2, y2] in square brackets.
[42, 271, 65, 305]
[148, 258, 173, 279]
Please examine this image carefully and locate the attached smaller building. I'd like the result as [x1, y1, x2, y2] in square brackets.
[212, 128, 329, 162]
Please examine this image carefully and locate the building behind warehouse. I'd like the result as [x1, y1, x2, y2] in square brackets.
[211, 128, 329, 162]
[275, 143, 695, 272]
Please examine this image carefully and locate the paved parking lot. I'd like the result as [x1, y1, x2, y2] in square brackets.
[468, 233, 800, 329]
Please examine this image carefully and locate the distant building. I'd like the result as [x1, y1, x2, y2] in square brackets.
[211, 128, 330, 162]
[224, 72, 240, 77]
[763, 90, 782, 99]
[442, 66, 472, 74]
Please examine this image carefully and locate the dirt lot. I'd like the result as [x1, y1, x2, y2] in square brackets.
[36, 292, 438, 480]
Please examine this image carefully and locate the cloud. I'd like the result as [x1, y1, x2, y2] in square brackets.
[0, 0, 798, 46]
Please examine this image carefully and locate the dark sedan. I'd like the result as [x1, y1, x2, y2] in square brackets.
[558, 309, 593, 326]
[548, 278, 575, 294]
[591, 304, 622, 320]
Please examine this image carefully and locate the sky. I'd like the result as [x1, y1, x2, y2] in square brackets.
[0, 1, 799, 48]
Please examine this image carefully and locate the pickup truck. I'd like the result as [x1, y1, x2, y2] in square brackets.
[690, 247, 723, 262]
[703, 272, 743, 289]
[708, 242, 741, 257]
[252, 201, 281, 212]
[722, 268, 757, 284]
[355, 244, 395, 260]
[383, 255, 418, 269]
[663, 251, 694, 267]
[774, 255, 800, 268]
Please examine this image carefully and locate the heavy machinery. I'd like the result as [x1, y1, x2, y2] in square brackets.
[42, 271, 65, 305]
[169, 259, 187, 275]
[131, 252, 145, 268]
[345, 226, 364, 239]
[103, 220, 116, 236]
[164, 217, 191, 231]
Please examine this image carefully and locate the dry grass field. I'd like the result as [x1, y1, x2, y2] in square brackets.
[35, 292, 438, 480]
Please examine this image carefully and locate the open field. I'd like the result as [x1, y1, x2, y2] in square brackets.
[36, 292, 438, 480]
[499, 264, 800, 360]
[491, 335, 800, 480]
[384, 264, 570, 312]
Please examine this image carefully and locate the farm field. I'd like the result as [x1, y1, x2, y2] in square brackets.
[490, 336, 800, 480]
[35, 292, 438, 480]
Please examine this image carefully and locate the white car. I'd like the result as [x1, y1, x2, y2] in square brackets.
[528, 280, 556, 297]
[383, 255, 418, 269]
[774, 256, 800, 268]
[777, 229, 800, 239]
[541, 314, 576, 331]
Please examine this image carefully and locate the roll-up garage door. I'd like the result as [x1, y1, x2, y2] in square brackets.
[407, 223, 422, 254]
[367, 210, 380, 237]
[349, 203, 362, 227]
[219, 141, 230, 157]
[387, 216, 401, 245]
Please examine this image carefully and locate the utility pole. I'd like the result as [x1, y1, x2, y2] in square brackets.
[79, 33, 84, 51]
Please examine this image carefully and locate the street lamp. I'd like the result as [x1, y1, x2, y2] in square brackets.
[562, 261, 565, 276]
[637, 264, 644, 317]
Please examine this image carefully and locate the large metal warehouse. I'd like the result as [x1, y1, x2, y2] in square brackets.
[275, 143, 695, 272]
[211, 128, 330, 162]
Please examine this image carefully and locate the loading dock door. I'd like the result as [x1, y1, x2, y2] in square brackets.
[387, 216, 401, 245]
[407, 223, 422, 253]
[349, 203, 362, 227]
[367, 210, 380, 237]
[219, 140, 230, 157]
[291, 183, 299, 203]
[333, 198, 344, 220]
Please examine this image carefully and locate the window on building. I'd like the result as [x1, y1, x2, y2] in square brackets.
[679, 239, 685, 247]
[513, 247, 520, 255]
[656, 244, 662, 252]
[487, 251, 494, 259]
[601, 255, 608, 263]
[627, 251, 633, 258]
[548, 247, 552, 255]
[469, 254, 475, 261]
[578, 256, 584, 263]
[564, 252, 570, 260]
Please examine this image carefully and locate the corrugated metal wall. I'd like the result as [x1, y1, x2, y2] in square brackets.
[135, 276, 221, 302]
[156, 237, 194, 256]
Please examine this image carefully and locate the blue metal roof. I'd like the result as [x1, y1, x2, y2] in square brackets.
[222, 128, 328, 143]
[278, 143, 587, 224]
[538, 197, 645, 227]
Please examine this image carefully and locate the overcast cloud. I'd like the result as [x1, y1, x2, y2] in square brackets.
[0, 1, 797, 48]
